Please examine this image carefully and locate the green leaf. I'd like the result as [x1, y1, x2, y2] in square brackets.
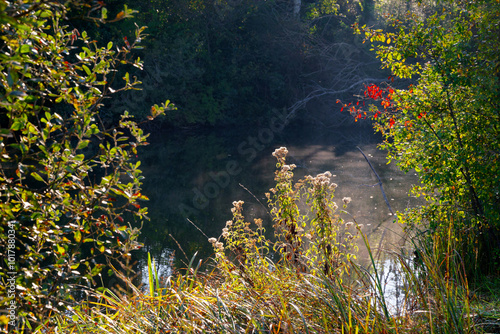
[0, 128, 12, 137]
[31, 172, 45, 183]
[74, 230, 82, 243]
[8, 91, 28, 98]
[56, 244, 66, 255]
[27, 123, 37, 134]
[148, 252, 155, 297]
[11, 121, 23, 131]
[82, 65, 91, 76]
[39, 10, 52, 18]
[20, 44, 31, 53]
[74, 154, 85, 161]
[77, 140, 90, 150]
[42, 128, 49, 141]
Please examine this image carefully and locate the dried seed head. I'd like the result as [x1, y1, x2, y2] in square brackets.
[272, 147, 289, 159]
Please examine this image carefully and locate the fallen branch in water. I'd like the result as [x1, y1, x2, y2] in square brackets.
[356, 146, 394, 216]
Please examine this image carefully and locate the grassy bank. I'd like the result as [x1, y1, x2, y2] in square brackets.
[26, 148, 499, 333]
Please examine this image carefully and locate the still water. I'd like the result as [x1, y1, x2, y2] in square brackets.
[135, 120, 420, 294]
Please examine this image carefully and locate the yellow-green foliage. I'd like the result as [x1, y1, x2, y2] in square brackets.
[267, 147, 358, 278]
[36, 148, 497, 334]
[45, 147, 381, 333]
[207, 146, 359, 288]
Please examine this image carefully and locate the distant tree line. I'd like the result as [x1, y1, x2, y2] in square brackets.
[72, 0, 377, 127]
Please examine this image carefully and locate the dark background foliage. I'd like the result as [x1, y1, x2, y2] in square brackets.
[71, 0, 377, 127]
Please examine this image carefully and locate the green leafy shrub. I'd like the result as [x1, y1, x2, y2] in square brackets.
[352, 0, 500, 277]
[0, 1, 171, 330]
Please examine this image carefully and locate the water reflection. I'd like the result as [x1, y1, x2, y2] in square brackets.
[135, 122, 420, 290]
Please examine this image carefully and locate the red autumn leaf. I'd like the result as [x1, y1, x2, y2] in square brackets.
[389, 118, 395, 128]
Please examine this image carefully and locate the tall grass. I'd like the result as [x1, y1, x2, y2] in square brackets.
[31, 147, 498, 333]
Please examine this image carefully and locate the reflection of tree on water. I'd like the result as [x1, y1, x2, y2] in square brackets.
[374, 258, 410, 316]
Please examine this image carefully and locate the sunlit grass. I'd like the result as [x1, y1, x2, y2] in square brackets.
[45, 237, 499, 333]
[33, 147, 499, 333]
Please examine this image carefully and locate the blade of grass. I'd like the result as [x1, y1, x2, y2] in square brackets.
[290, 302, 310, 334]
[179, 252, 198, 291]
[148, 252, 155, 297]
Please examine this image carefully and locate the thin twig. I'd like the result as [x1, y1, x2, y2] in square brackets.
[239, 183, 271, 217]
[186, 218, 210, 239]
[169, 234, 189, 266]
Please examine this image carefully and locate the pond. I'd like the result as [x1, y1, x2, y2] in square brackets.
[134, 117, 421, 294]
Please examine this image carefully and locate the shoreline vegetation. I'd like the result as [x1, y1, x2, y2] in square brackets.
[1, 0, 499, 332]
[36, 147, 500, 333]
[6, 147, 500, 333]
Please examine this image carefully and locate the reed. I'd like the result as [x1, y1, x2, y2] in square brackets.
[38, 148, 498, 333]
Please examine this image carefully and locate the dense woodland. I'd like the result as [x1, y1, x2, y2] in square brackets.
[1, 0, 499, 332]
[71, 0, 384, 127]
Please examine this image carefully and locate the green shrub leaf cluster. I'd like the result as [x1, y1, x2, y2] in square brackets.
[353, 0, 500, 277]
[0, 1, 170, 330]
